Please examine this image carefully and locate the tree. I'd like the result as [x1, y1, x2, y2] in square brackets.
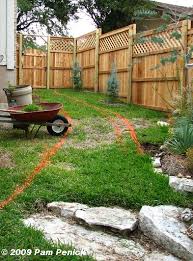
[72, 60, 83, 91]
[107, 62, 119, 103]
[78, 0, 154, 33]
[17, 0, 78, 35]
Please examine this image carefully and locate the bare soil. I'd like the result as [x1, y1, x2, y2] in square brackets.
[142, 143, 193, 178]
[142, 143, 160, 156]
[0, 149, 15, 168]
[161, 154, 193, 178]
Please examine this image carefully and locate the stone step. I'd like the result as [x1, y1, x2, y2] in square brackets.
[139, 205, 193, 260]
[75, 207, 138, 235]
[48, 202, 138, 235]
[23, 213, 179, 261]
[23, 214, 145, 261]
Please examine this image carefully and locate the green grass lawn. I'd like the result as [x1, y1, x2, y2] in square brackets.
[0, 89, 192, 260]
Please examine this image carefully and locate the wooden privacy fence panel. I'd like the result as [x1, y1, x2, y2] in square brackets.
[131, 20, 192, 110]
[76, 31, 97, 89]
[17, 35, 74, 89]
[98, 25, 136, 98]
[49, 37, 74, 88]
[16, 20, 193, 111]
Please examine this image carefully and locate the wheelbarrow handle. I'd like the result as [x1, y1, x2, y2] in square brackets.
[3, 88, 12, 96]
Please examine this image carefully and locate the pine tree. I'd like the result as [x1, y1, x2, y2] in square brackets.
[107, 63, 119, 103]
[72, 61, 83, 91]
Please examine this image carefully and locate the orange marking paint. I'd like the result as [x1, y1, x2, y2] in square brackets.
[0, 113, 72, 210]
[54, 90, 143, 152]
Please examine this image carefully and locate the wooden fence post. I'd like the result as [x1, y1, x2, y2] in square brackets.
[94, 28, 102, 92]
[73, 38, 77, 89]
[73, 38, 77, 64]
[180, 20, 191, 93]
[46, 35, 51, 89]
[18, 33, 23, 86]
[127, 24, 136, 103]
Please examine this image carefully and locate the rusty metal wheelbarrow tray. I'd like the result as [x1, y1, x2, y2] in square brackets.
[0, 103, 71, 137]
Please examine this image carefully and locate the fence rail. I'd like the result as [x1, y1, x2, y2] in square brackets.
[16, 20, 193, 111]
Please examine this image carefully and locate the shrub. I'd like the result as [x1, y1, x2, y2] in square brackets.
[166, 119, 193, 155]
[186, 147, 193, 171]
[106, 63, 119, 103]
[72, 61, 82, 91]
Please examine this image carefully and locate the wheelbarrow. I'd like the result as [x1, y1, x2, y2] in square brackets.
[0, 103, 71, 137]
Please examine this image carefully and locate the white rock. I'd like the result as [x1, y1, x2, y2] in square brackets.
[144, 252, 180, 261]
[47, 202, 88, 218]
[169, 177, 193, 193]
[160, 144, 167, 151]
[157, 121, 170, 127]
[154, 168, 163, 174]
[152, 157, 161, 168]
[139, 205, 193, 260]
[75, 207, 138, 234]
[23, 214, 145, 261]
[180, 209, 193, 222]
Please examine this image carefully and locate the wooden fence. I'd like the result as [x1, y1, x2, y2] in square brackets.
[16, 20, 193, 111]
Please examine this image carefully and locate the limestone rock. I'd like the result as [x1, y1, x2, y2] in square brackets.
[23, 214, 145, 261]
[47, 202, 88, 218]
[144, 252, 180, 261]
[169, 176, 193, 193]
[152, 158, 161, 168]
[75, 207, 138, 234]
[139, 205, 193, 260]
[157, 121, 169, 127]
[180, 208, 193, 222]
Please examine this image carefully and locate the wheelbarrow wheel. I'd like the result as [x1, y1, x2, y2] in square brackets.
[47, 115, 69, 136]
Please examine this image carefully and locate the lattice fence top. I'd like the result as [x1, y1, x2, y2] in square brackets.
[50, 37, 74, 52]
[77, 32, 96, 51]
[133, 29, 182, 55]
[100, 29, 130, 52]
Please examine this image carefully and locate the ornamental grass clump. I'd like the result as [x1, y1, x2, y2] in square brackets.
[106, 63, 119, 103]
[166, 117, 193, 155]
[72, 61, 83, 91]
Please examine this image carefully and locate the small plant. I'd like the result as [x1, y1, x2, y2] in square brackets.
[186, 147, 193, 171]
[106, 63, 119, 103]
[7, 81, 16, 92]
[166, 120, 193, 155]
[72, 61, 82, 91]
[23, 104, 43, 112]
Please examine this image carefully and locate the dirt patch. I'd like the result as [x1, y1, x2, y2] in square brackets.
[142, 143, 160, 156]
[64, 117, 116, 149]
[131, 118, 153, 129]
[161, 154, 193, 178]
[0, 149, 15, 168]
[142, 142, 193, 178]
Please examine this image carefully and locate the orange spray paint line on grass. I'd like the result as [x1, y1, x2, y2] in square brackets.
[114, 113, 144, 154]
[54, 90, 143, 152]
[0, 113, 72, 210]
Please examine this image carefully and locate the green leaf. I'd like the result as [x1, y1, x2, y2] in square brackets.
[170, 31, 182, 40]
